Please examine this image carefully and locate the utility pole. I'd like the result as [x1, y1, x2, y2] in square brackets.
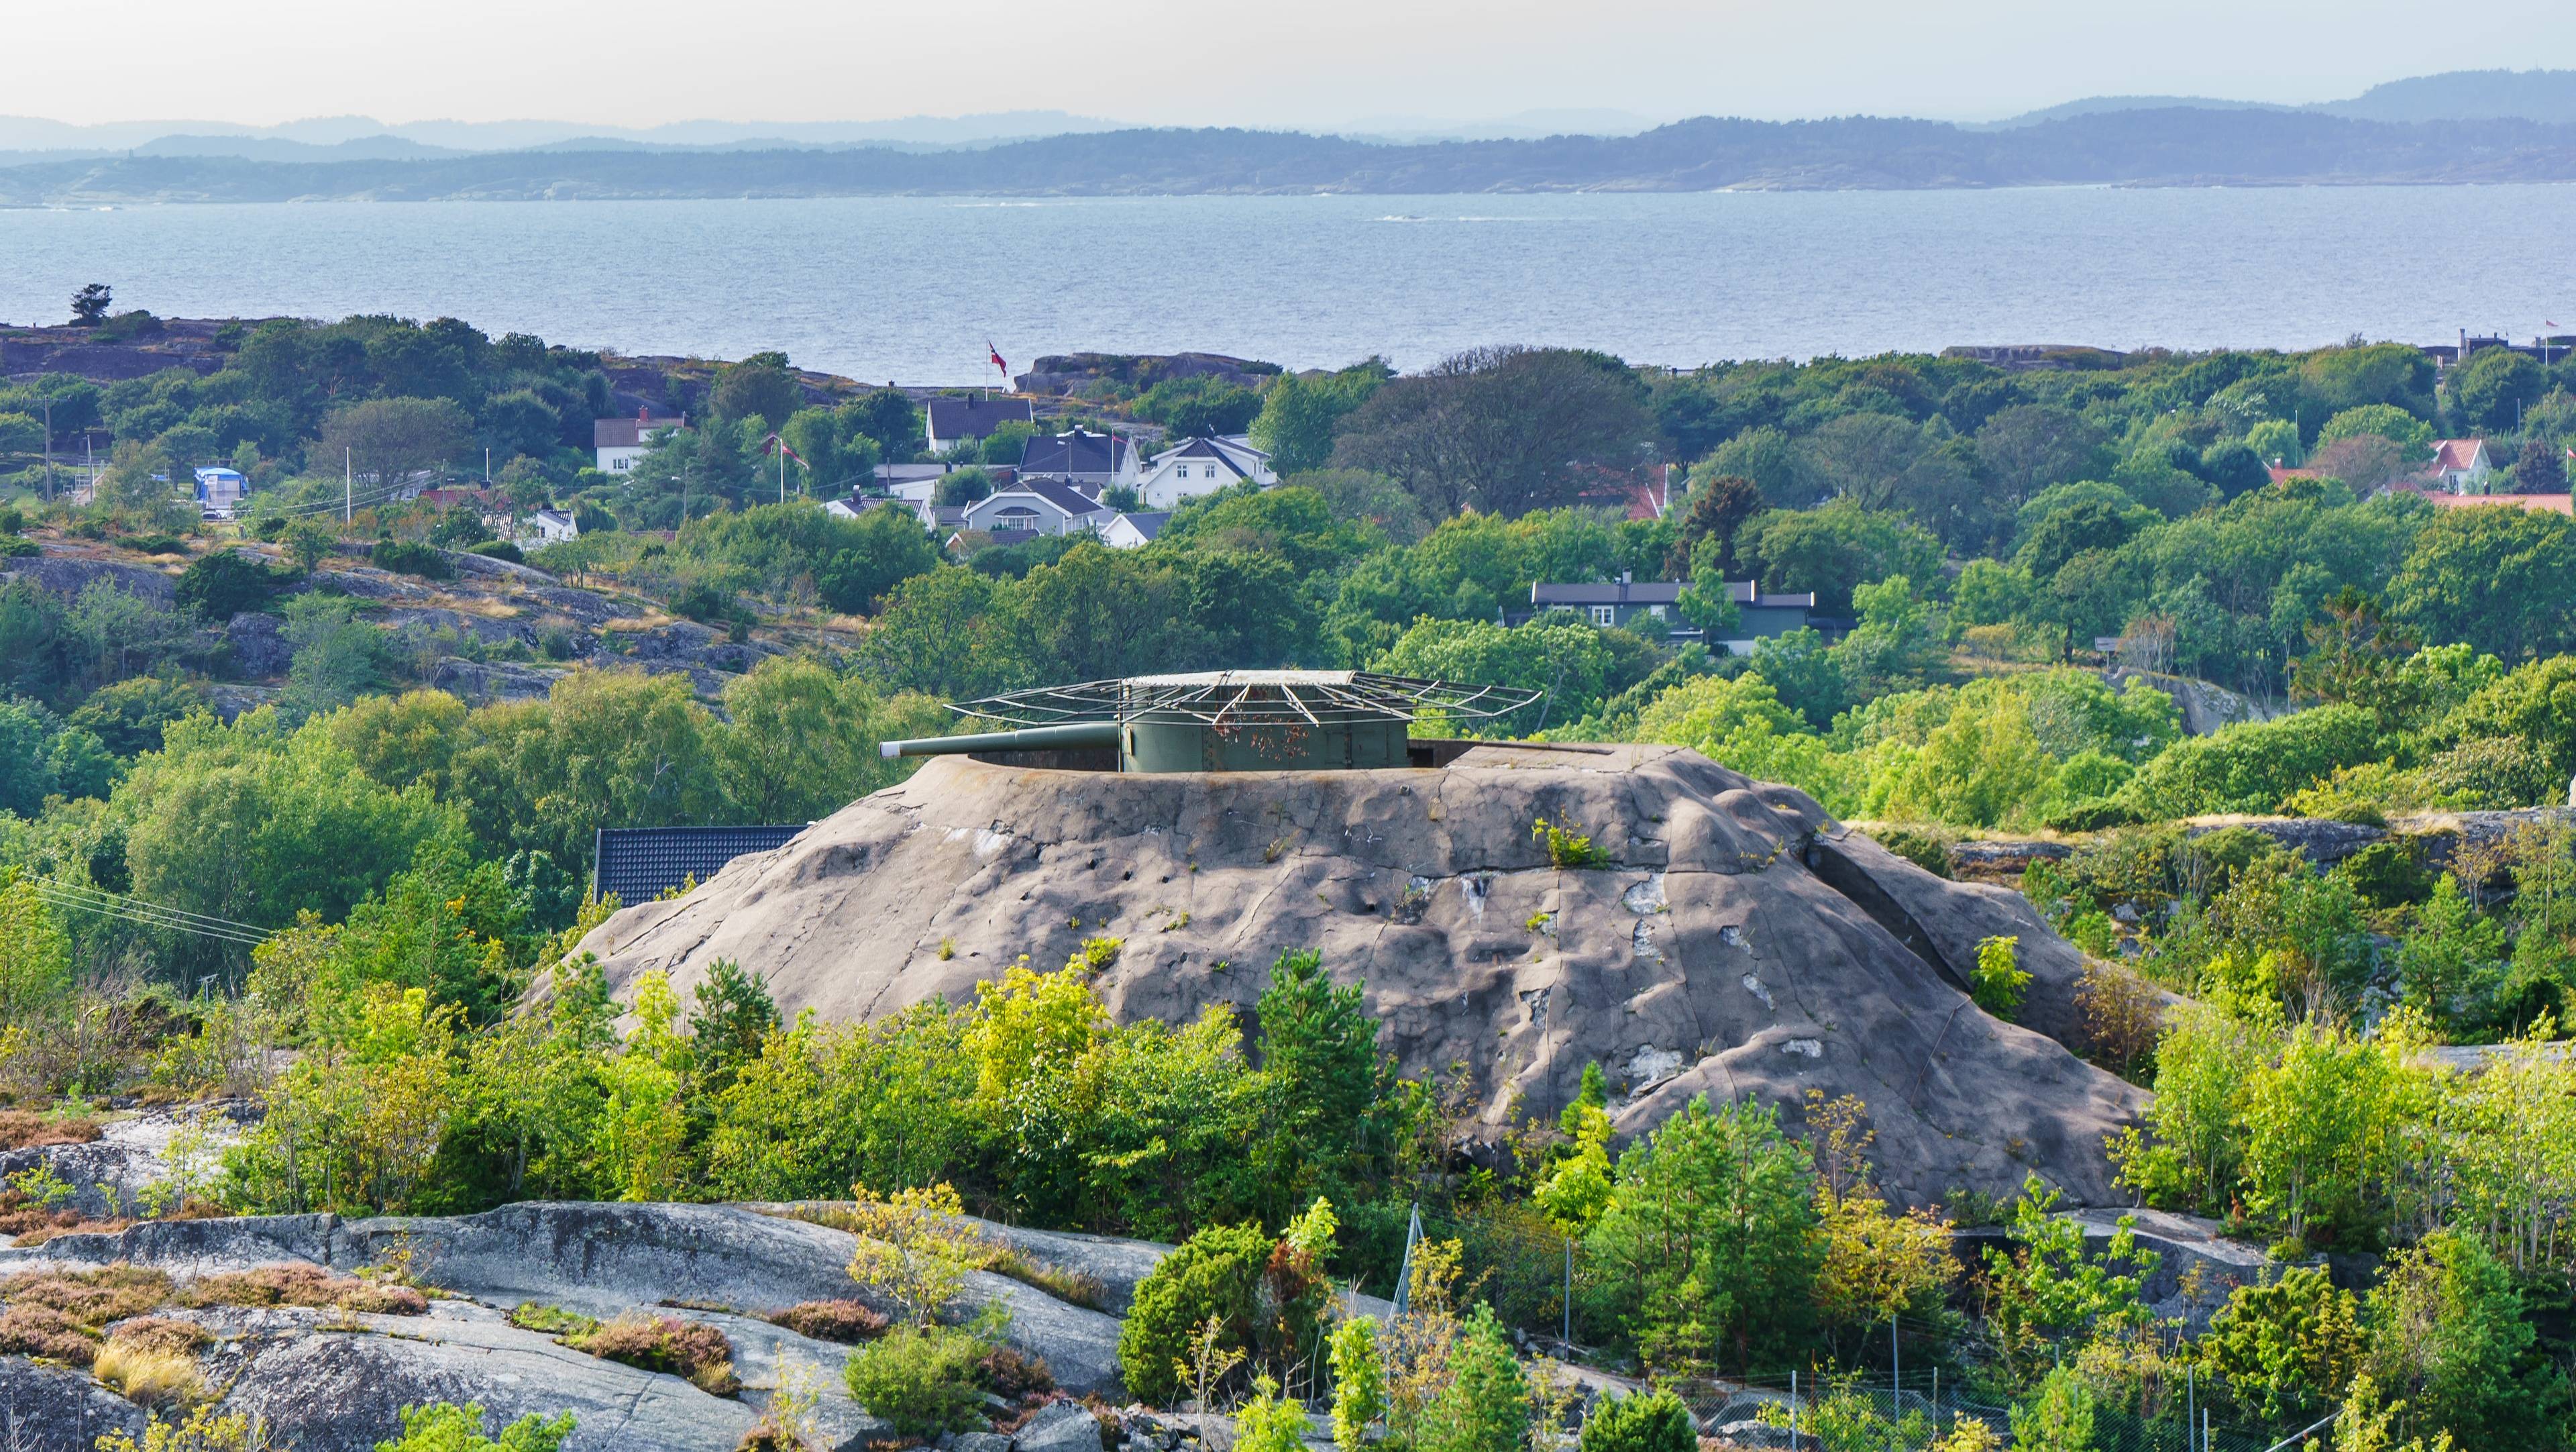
[345, 448, 352, 525]
[36, 398, 53, 503]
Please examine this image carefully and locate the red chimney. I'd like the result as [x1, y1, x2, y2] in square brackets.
[637, 406, 649, 422]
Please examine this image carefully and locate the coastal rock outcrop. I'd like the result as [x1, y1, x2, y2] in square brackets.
[574, 744, 2147, 1206]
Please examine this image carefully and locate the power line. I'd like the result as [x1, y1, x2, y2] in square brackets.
[30, 878, 272, 947]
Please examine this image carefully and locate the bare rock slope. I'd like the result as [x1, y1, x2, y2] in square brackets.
[578, 743, 2145, 1205]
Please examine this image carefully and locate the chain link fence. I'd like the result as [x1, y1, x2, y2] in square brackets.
[1374, 1206, 2310, 1452]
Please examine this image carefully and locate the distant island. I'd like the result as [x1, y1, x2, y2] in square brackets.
[13, 84, 2576, 202]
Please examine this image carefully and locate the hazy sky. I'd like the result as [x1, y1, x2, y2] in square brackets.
[19, 0, 2576, 129]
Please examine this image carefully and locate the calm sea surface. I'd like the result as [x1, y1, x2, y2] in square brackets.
[2, 189, 2570, 382]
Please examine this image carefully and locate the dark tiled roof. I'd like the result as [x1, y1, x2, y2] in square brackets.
[1118, 511, 1173, 540]
[594, 824, 804, 907]
[926, 396, 1034, 439]
[993, 479, 1108, 517]
[1019, 429, 1132, 476]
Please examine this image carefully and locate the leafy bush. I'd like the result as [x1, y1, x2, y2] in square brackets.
[467, 539, 525, 564]
[1533, 812, 1613, 869]
[1117, 1221, 1274, 1404]
[374, 1402, 578, 1452]
[843, 1323, 991, 1436]
[1579, 1390, 1696, 1452]
[124, 533, 189, 556]
[174, 550, 287, 622]
[1972, 935, 2031, 1018]
[370, 536, 453, 580]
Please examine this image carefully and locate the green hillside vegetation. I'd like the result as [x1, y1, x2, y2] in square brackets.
[11, 316, 2576, 1445]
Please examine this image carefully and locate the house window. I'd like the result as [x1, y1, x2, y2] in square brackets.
[1648, 605, 1668, 619]
[1590, 605, 1617, 627]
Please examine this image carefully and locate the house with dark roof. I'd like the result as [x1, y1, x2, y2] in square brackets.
[594, 409, 687, 474]
[962, 479, 1111, 537]
[1018, 428, 1140, 488]
[1523, 575, 1817, 655]
[1101, 511, 1172, 550]
[926, 395, 1036, 454]
[1136, 435, 1275, 508]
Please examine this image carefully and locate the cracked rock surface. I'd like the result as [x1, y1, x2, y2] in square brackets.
[576, 743, 2146, 1206]
[5, 1201, 1136, 1452]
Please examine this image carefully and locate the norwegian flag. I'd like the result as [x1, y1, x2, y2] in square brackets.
[987, 340, 1010, 378]
[763, 433, 808, 468]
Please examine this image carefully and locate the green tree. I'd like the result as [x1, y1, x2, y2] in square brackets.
[1371, 615, 1612, 736]
[69, 282, 111, 327]
[1333, 346, 1658, 518]
[1736, 499, 1943, 616]
[317, 396, 473, 488]
[709, 352, 803, 430]
[2387, 506, 2576, 662]
[1585, 1095, 1821, 1373]
[2451, 348, 2546, 433]
[1579, 1390, 1695, 1452]
[2317, 403, 2435, 454]
[1421, 1307, 1529, 1452]
[2199, 1265, 2367, 1429]
[2365, 1230, 2551, 1449]
[1250, 950, 1393, 1222]
[2009, 1367, 2097, 1452]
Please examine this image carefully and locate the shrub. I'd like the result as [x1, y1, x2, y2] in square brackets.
[0, 1302, 99, 1363]
[1329, 1316, 1385, 1452]
[2340, 839, 2432, 909]
[768, 1298, 888, 1343]
[1236, 1376, 1314, 1452]
[375, 1402, 578, 1452]
[1972, 935, 2031, 1019]
[1533, 812, 1612, 869]
[1871, 826, 1953, 878]
[1116, 1221, 1273, 1405]
[506, 1302, 600, 1339]
[125, 534, 189, 557]
[976, 1342, 1055, 1401]
[107, 1316, 213, 1355]
[371, 537, 453, 580]
[576, 1313, 739, 1394]
[1580, 1390, 1697, 1452]
[182, 1263, 426, 1315]
[0, 1264, 172, 1325]
[0, 1108, 102, 1149]
[174, 550, 286, 622]
[843, 1323, 991, 1436]
[467, 540, 526, 564]
[93, 1339, 205, 1408]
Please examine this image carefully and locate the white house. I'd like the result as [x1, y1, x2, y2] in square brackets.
[193, 466, 246, 518]
[925, 395, 1034, 454]
[1134, 435, 1275, 509]
[2430, 438, 2494, 494]
[1016, 428, 1140, 489]
[962, 480, 1110, 537]
[1101, 511, 1171, 550]
[529, 508, 580, 544]
[593, 410, 687, 474]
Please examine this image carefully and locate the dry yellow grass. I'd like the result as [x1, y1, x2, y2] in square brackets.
[93, 1341, 205, 1407]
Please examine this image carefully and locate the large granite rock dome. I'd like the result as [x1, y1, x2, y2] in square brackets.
[575, 743, 2145, 1206]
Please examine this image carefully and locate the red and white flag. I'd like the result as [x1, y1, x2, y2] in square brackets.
[987, 340, 1010, 378]
[763, 434, 808, 468]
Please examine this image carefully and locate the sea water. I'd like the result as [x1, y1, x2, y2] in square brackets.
[1, 187, 2566, 381]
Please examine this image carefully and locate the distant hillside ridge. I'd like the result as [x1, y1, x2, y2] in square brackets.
[9, 107, 2576, 201]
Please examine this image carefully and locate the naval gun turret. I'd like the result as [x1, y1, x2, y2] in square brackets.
[879, 670, 1541, 774]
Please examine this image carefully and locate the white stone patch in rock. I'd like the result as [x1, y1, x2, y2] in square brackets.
[945, 827, 971, 843]
[1719, 924, 1748, 951]
[1621, 872, 1666, 915]
[1631, 921, 1663, 962]
[1740, 973, 1774, 1010]
[1623, 1045, 1685, 1087]
[1782, 1038, 1824, 1059]
[1464, 872, 1493, 917]
[973, 828, 1012, 858]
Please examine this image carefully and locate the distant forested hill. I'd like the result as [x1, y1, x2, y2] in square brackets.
[7, 108, 2576, 201]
